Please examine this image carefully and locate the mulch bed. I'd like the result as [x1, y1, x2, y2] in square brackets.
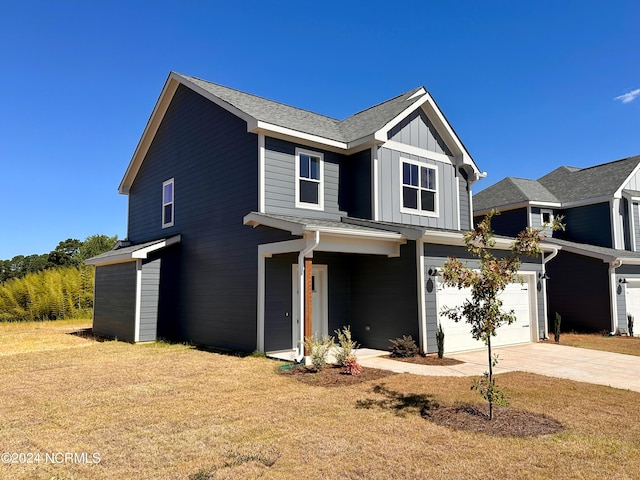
[388, 354, 463, 366]
[423, 403, 564, 437]
[280, 364, 394, 387]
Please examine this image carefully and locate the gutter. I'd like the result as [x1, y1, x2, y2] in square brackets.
[295, 230, 321, 362]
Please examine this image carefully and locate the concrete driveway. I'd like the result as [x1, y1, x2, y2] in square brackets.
[358, 343, 640, 393]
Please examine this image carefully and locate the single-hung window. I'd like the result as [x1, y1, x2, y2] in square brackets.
[162, 178, 174, 228]
[295, 148, 324, 210]
[401, 160, 437, 215]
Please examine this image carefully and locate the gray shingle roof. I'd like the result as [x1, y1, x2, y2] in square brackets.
[177, 73, 425, 143]
[474, 177, 559, 211]
[538, 156, 640, 202]
[545, 237, 640, 262]
[475, 155, 640, 211]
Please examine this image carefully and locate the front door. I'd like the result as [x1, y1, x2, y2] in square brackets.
[292, 264, 328, 350]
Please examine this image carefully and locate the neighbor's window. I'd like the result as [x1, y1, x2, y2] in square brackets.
[401, 159, 437, 215]
[295, 148, 324, 209]
[162, 178, 174, 228]
[541, 209, 553, 225]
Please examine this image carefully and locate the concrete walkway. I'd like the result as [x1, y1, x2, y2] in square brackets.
[358, 343, 640, 393]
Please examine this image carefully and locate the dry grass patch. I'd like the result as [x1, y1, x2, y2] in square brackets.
[0, 321, 639, 479]
[547, 333, 640, 356]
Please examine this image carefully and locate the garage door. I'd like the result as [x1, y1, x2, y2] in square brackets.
[625, 283, 640, 336]
[436, 275, 535, 354]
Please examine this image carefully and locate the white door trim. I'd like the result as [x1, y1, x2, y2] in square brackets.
[292, 264, 328, 350]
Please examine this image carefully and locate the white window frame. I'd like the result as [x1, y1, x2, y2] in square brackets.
[162, 178, 175, 228]
[541, 208, 554, 226]
[295, 147, 324, 210]
[400, 157, 438, 217]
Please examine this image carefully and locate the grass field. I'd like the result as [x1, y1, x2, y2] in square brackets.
[1, 320, 639, 479]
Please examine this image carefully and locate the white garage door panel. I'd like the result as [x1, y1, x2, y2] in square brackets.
[437, 278, 533, 354]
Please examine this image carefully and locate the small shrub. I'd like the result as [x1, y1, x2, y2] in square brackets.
[303, 333, 335, 370]
[341, 355, 363, 376]
[389, 335, 419, 358]
[554, 312, 562, 343]
[335, 325, 359, 366]
[628, 314, 634, 336]
[436, 324, 445, 359]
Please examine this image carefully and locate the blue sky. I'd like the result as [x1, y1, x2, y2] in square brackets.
[1, 1, 638, 259]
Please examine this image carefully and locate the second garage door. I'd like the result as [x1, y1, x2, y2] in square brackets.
[436, 274, 536, 354]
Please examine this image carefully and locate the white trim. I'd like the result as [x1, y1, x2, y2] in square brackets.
[258, 134, 265, 213]
[162, 178, 175, 228]
[292, 263, 328, 351]
[468, 184, 474, 229]
[614, 161, 640, 198]
[631, 201, 638, 252]
[475, 200, 562, 217]
[416, 239, 427, 353]
[85, 235, 182, 266]
[610, 261, 620, 333]
[382, 140, 454, 165]
[134, 259, 142, 342]
[256, 239, 308, 352]
[399, 157, 439, 218]
[372, 146, 379, 221]
[526, 205, 532, 227]
[294, 147, 324, 211]
[455, 171, 461, 231]
[254, 122, 347, 150]
[540, 208, 554, 225]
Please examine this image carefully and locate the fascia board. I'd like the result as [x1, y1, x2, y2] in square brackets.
[119, 75, 180, 194]
[85, 235, 181, 266]
[615, 162, 640, 198]
[561, 195, 613, 208]
[252, 122, 347, 152]
[422, 230, 514, 250]
[243, 213, 305, 235]
[474, 201, 562, 216]
[131, 235, 181, 259]
[304, 226, 403, 241]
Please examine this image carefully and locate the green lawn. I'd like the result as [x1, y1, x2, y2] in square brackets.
[0, 320, 639, 479]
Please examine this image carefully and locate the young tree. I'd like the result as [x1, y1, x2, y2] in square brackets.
[441, 210, 561, 420]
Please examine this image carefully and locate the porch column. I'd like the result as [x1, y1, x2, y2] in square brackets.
[304, 256, 313, 354]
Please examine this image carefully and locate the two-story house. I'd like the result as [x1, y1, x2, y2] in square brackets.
[87, 72, 553, 358]
[474, 156, 640, 335]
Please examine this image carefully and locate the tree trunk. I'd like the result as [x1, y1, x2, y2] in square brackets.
[488, 335, 493, 421]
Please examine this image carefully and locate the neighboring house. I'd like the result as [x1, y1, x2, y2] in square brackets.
[87, 72, 553, 357]
[474, 155, 640, 335]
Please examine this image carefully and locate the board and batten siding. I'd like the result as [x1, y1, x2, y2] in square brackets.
[634, 202, 640, 251]
[93, 262, 137, 342]
[377, 147, 460, 229]
[423, 244, 545, 353]
[139, 258, 161, 342]
[458, 168, 471, 230]
[263, 137, 345, 220]
[127, 84, 293, 352]
[388, 108, 452, 155]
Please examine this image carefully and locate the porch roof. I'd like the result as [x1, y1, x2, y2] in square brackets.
[544, 238, 640, 265]
[85, 235, 182, 266]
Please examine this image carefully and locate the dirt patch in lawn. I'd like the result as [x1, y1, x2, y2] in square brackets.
[280, 364, 394, 386]
[389, 354, 463, 366]
[424, 403, 564, 437]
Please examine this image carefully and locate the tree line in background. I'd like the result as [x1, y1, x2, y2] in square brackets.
[0, 234, 117, 322]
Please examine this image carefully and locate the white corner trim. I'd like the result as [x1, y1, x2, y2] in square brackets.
[134, 259, 142, 342]
[382, 140, 454, 165]
[258, 134, 265, 213]
[416, 239, 427, 353]
[372, 146, 379, 221]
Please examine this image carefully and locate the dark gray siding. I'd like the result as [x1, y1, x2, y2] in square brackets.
[139, 258, 160, 342]
[341, 148, 372, 219]
[557, 202, 612, 248]
[93, 262, 136, 342]
[378, 147, 459, 229]
[350, 243, 419, 350]
[264, 253, 296, 352]
[622, 198, 632, 250]
[388, 108, 452, 155]
[458, 168, 471, 230]
[475, 208, 528, 237]
[127, 84, 291, 351]
[546, 251, 611, 332]
[424, 244, 544, 353]
[263, 137, 346, 220]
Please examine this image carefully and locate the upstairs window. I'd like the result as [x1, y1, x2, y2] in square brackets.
[541, 209, 553, 225]
[162, 178, 174, 228]
[295, 148, 324, 210]
[401, 159, 437, 215]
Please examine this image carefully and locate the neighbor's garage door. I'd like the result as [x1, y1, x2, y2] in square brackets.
[625, 283, 640, 336]
[436, 277, 534, 354]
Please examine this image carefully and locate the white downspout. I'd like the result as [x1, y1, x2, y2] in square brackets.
[295, 230, 320, 362]
[610, 259, 623, 334]
[541, 247, 559, 339]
